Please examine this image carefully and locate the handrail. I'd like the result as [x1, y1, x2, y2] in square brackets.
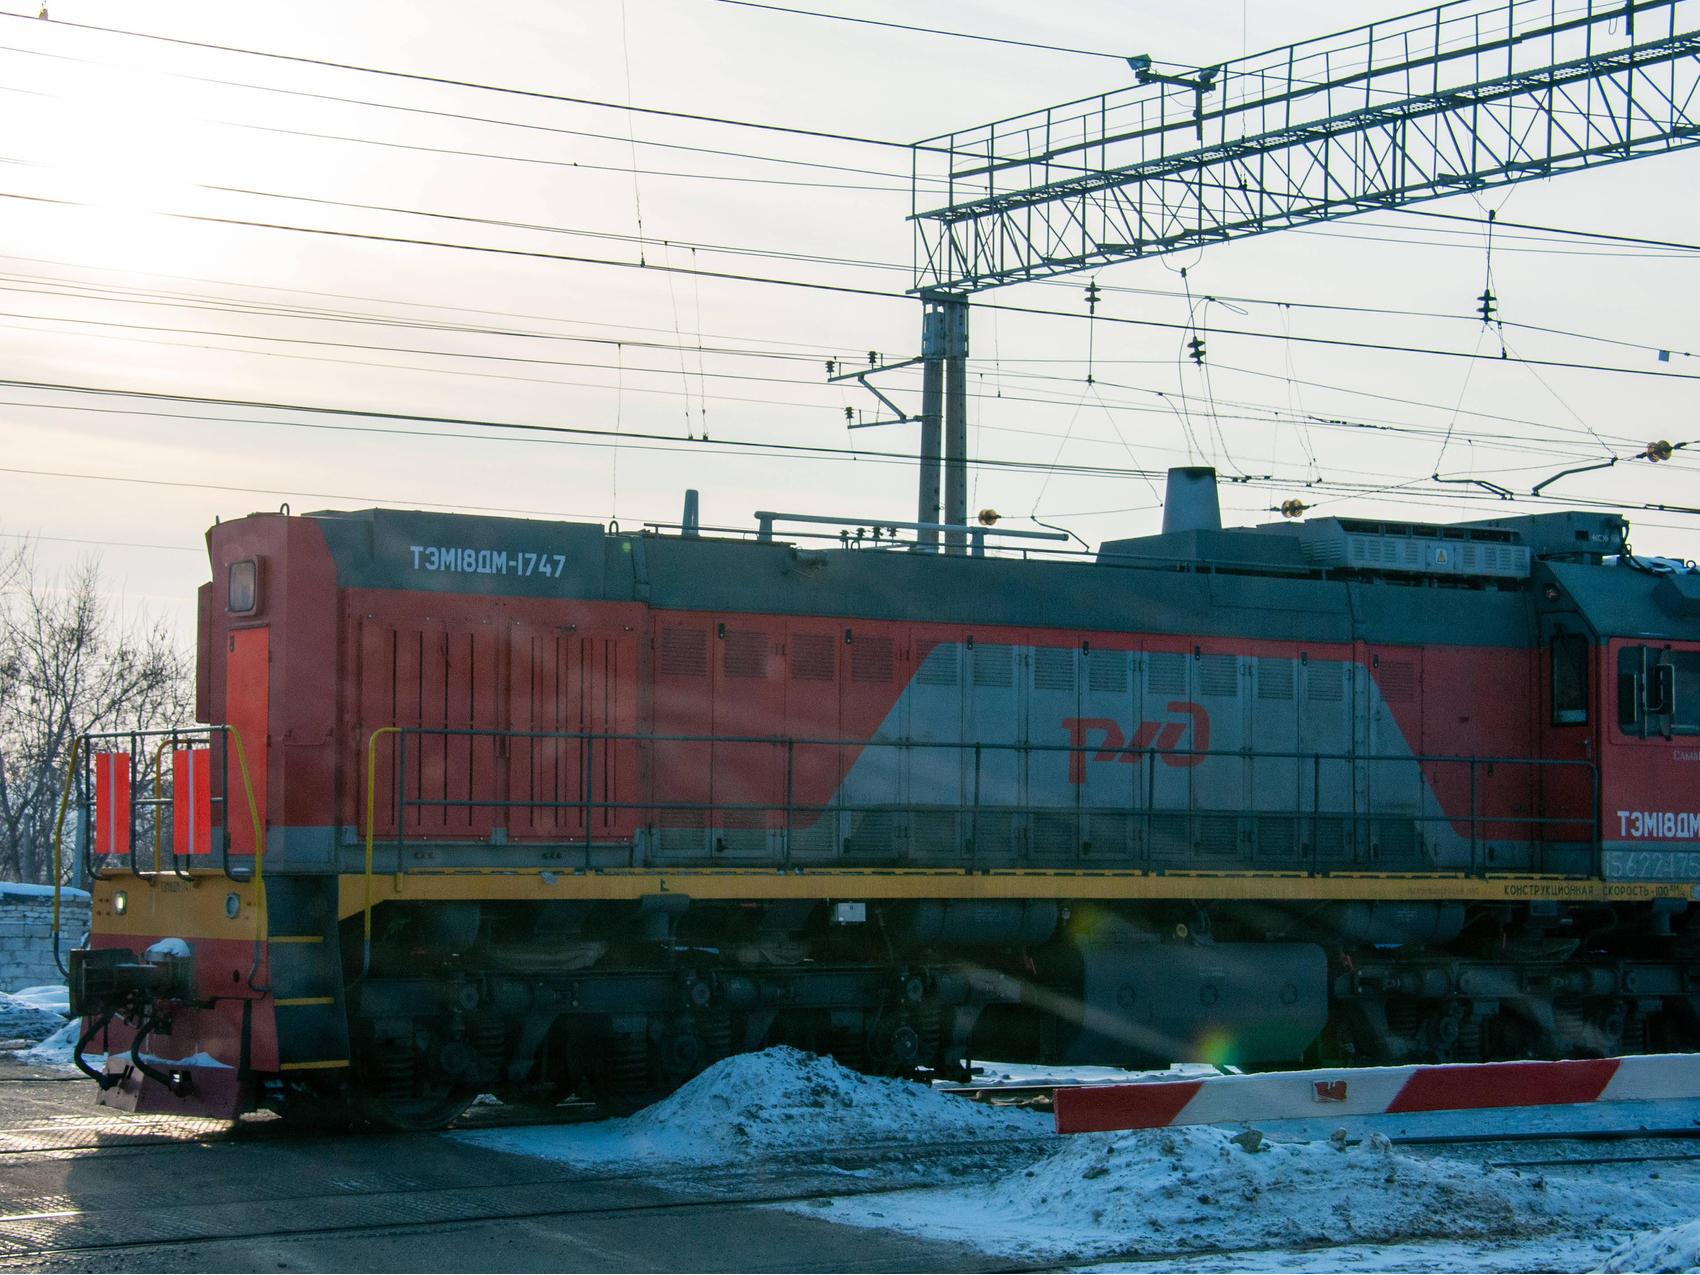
[223, 724, 268, 992]
[361, 726, 402, 978]
[361, 725, 1602, 770]
[145, 737, 191, 881]
[48, 735, 81, 979]
[59, 725, 269, 990]
[361, 725, 1600, 874]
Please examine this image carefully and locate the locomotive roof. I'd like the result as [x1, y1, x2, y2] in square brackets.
[292, 504, 1699, 646]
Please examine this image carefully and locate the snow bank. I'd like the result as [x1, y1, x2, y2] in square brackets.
[0, 882, 89, 901]
[1599, 1218, 1700, 1273]
[13, 1019, 94, 1069]
[457, 1045, 1049, 1168]
[0, 989, 70, 1044]
[801, 1122, 1697, 1265]
[803, 1125, 1544, 1262]
[10, 984, 69, 1015]
[963, 1060, 1232, 1086]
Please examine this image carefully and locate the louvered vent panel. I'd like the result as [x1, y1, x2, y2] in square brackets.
[658, 810, 706, 855]
[916, 640, 960, 686]
[1376, 660, 1417, 703]
[659, 627, 709, 677]
[1306, 661, 1345, 703]
[1032, 812, 1077, 858]
[1196, 816, 1238, 855]
[1033, 648, 1075, 692]
[790, 633, 837, 682]
[723, 630, 769, 679]
[1147, 651, 1188, 696]
[1199, 655, 1239, 697]
[851, 636, 895, 684]
[973, 644, 1014, 688]
[1257, 659, 1295, 700]
[1087, 651, 1129, 694]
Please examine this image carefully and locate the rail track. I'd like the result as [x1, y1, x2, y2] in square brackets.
[3, 1063, 1696, 1271]
[0, 1122, 1047, 1266]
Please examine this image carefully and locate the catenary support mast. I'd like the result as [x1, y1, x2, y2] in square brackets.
[903, 0, 1700, 546]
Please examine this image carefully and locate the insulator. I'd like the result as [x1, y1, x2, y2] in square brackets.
[1279, 499, 1309, 519]
[844, 406, 854, 422]
[1477, 288, 1497, 322]
[825, 359, 836, 376]
[1186, 335, 1206, 365]
[1645, 439, 1673, 462]
[977, 508, 1000, 526]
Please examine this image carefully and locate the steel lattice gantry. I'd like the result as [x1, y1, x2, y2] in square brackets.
[899, 0, 1700, 545]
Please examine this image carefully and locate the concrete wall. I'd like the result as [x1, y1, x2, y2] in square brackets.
[0, 885, 89, 993]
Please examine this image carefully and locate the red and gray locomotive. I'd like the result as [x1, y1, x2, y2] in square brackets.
[63, 468, 1700, 1127]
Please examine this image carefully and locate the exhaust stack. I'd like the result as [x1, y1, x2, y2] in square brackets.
[1161, 466, 1222, 535]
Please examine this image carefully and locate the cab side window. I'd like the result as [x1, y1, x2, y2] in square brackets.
[1550, 633, 1588, 726]
[1674, 651, 1700, 733]
[1618, 645, 1700, 736]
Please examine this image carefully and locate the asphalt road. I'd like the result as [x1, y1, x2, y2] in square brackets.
[0, 1060, 995, 1272]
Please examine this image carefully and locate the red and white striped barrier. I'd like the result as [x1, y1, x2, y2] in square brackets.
[1054, 1054, 1700, 1134]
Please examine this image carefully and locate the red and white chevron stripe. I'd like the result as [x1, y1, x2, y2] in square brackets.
[1053, 1055, 1700, 1135]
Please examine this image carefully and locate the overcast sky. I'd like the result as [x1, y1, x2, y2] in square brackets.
[2, 0, 1697, 637]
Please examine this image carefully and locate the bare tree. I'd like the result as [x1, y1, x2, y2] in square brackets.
[0, 541, 192, 885]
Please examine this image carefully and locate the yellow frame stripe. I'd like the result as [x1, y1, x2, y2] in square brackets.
[278, 1059, 350, 1071]
[335, 868, 1694, 916]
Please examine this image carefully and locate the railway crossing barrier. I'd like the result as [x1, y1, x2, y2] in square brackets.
[1054, 1055, 1700, 1134]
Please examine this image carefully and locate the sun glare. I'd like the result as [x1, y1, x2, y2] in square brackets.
[17, 60, 221, 271]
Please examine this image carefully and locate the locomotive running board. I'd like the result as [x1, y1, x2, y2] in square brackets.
[333, 869, 1696, 916]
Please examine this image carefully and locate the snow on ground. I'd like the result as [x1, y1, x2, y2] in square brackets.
[456, 1045, 1049, 1169]
[0, 988, 70, 1045]
[792, 1122, 1700, 1268]
[1599, 1218, 1700, 1273]
[461, 1045, 1700, 1270]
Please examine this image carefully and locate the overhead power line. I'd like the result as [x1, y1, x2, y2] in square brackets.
[0, 10, 930, 151]
[2, 305, 1630, 466]
[0, 375, 1184, 484]
[713, 1, 1128, 61]
[1396, 207, 1700, 256]
[0, 61, 917, 186]
[8, 375, 1663, 507]
[4, 185, 1697, 388]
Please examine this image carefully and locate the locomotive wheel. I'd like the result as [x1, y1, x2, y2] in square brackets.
[359, 1082, 478, 1132]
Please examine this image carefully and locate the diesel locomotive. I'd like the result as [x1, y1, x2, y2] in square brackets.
[60, 468, 1700, 1128]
